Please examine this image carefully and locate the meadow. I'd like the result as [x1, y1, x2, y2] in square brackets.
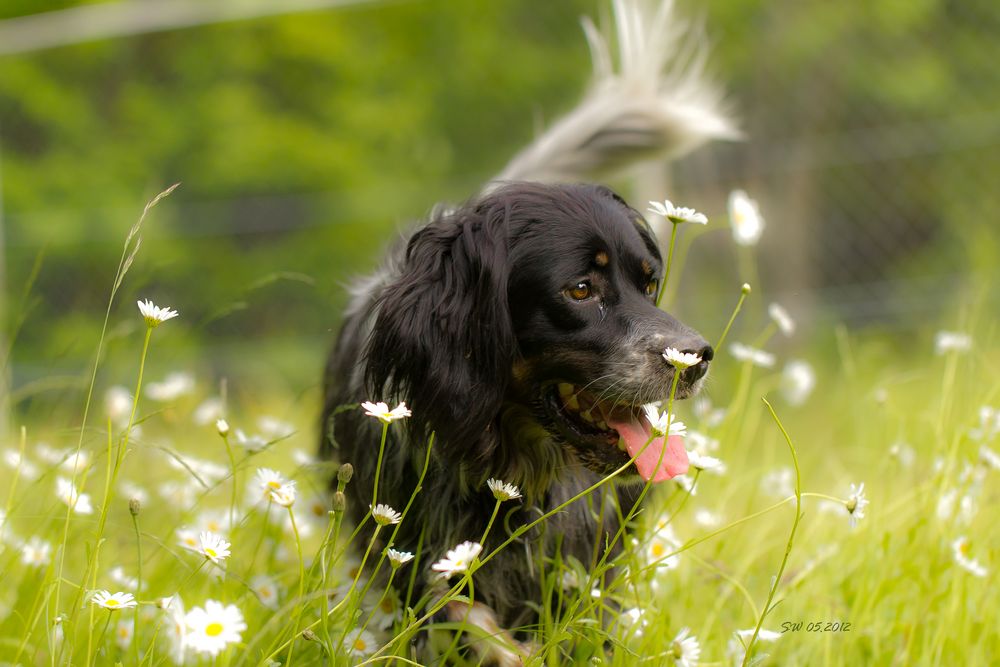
[0, 186, 996, 667]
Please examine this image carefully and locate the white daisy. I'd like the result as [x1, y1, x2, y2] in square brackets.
[55, 477, 93, 514]
[845, 482, 869, 527]
[889, 442, 916, 468]
[934, 331, 971, 355]
[197, 531, 231, 564]
[164, 595, 187, 664]
[257, 416, 295, 439]
[486, 479, 522, 502]
[361, 401, 412, 423]
[781, 360, 816, 406]
[177, 529, 201, 552]
[768, 302, 795, 336]
[196, 511, 231, 536]
[159, 481, 197, 508]
[234, 429, 268, 452]
[740, 628, 783, 642]
[2, 449, 40, 481]
[145, 372, 195, 402]
[662, 347, 703, 370]
[688, 450, 725, 474]
[371, 503, 402, 526]
[137, 299, 179, 327]
[366, 589, 402, 631]
[343, 627, 378, 657]
[648, 200, 708, 225]
[60, 450, 90, 474]
[686, 430, 719, 453]
[250, 575, 280, 610]
[693, 508, 722, 527]
[644, 527, 681, 570]
[729, 342, 776, 368]
[91, 590, 137, 610]
[193, 397, 224, 425]
[431, 541, 483, 579]
[109, 565, 139, 591]
[642, 404, 687, 437]
[952, 536, 988, 577]
[970, 406, 1000, 442]
[386, 548, 415, 569]
[104, 385, 134, 425]
[115, 619, 134, 650]
[728, 189, 765, 246]
[672, 474, 697, 496]
[761, 467, 795, 498]
[256, 468, 289, 501]
[22, 536, 52, 567]
[270, 483, 297, 508]
[728, 628, 781, 665]
[979, 445, 1000, 471]
[184, 600, 246, 656]
[936, 488, 977, 525]
[619, 607, 648, 637]
[692, 397, 726, 428]
[670, 627, 701, 666]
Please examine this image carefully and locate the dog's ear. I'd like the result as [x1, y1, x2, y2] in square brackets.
[365, 199, 516, 457]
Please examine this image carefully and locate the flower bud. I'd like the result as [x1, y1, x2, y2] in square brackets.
[332, 491, 346, 513]
[337, 463, 354, 485]
[216, 418, 230, 437]
[128, 498, 141, 516]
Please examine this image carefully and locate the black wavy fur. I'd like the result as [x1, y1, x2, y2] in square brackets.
[320, 182, 712, 634]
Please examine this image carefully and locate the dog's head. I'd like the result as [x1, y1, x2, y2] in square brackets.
[366, 182, 711, 486]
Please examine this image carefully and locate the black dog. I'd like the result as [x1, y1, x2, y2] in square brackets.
[319, 0, 733, 659]
[321, 181, 712, 659]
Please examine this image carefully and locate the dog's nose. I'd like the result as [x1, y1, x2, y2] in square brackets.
[692, 344, 714, 362]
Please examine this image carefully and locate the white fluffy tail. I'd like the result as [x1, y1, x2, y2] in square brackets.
[493, 0, 737, 186]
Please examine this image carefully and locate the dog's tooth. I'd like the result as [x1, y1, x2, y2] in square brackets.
[581, 410, 594, 423]
[558, 383, 574, 397]
[596, 420, 608, 430]
[617, 438, 627, 452]
[565, 396, 580, 410]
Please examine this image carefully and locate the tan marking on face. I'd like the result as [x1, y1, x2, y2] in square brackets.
[641, 260, 652, 276]
[595, 251, 609, 267]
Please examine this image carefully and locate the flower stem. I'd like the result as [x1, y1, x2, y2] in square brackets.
[714, 284, 751, 352]
[221, 432, 239, 532]
[655, 222, 679, 308]
[741, 398, 802, 667]
[286, 507, 306, 666]
[130, 510, 143, 664]
[371, 421, 390, 508]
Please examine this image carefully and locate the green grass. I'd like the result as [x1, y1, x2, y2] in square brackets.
[1, 197, 998, 666]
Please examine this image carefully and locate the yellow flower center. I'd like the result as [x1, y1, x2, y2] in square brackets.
[205, 622, 224, 637]
[380, 598, 394, 613]
[960, 541, 971, 556]
[105, 599, 120, 607]
[651, 542, 665, 558]
[267, 481, 281, 489]
[354, 638, 368, 651]
[205, 548, 217, 558]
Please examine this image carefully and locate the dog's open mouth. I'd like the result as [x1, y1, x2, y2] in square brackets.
[542, 383, 689, 482]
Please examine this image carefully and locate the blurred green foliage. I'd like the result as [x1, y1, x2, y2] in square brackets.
[2, 0, 999, 420]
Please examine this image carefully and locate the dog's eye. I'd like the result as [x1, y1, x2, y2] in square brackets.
[567, 281, 592, 301]
[645, 279, 658, 297]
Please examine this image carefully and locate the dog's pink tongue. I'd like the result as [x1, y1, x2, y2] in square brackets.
[606, 414, 689, 482]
